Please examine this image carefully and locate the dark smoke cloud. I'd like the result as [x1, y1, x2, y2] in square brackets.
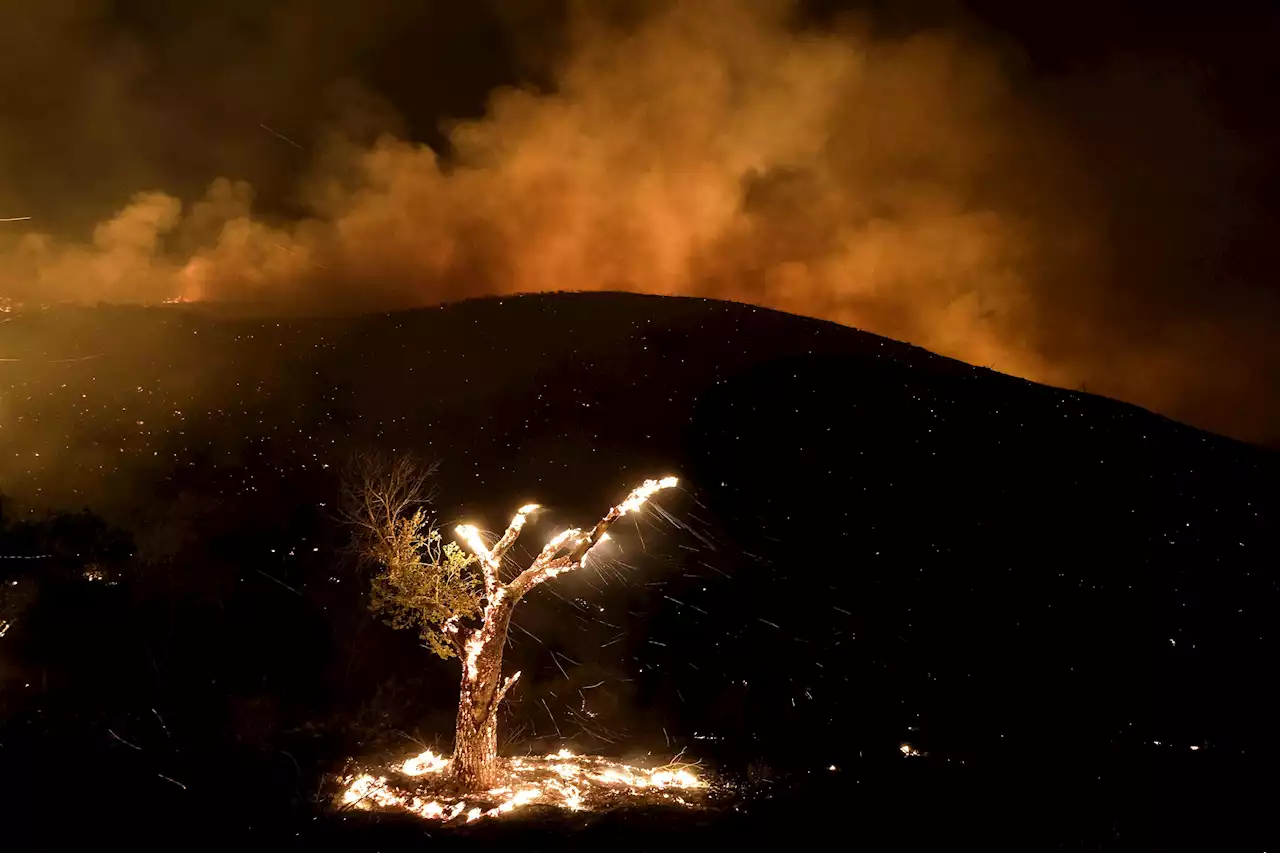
[1, 0, 1277, 443]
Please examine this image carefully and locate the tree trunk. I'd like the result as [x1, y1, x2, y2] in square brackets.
[451, 608, 514, 789]
[453, 663, 501, 789]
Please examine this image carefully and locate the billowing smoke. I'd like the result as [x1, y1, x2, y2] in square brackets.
[1, 0, 1276, 442]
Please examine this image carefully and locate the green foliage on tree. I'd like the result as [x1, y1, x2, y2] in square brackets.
[343, 454, 482, 659]
[368, 521, 481, 659]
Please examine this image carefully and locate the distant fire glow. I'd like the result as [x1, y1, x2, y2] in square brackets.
[339, 748, 710, 823]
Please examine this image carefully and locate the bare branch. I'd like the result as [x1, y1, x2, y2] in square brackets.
[340, 451, 439, 566]
[492, 670, 521, 710]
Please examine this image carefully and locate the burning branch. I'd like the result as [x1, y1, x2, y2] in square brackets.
[509, 477, 678, 598]
[489, 504, 540, 568]
[455, 523, 496, 597]
[455, 503, 540, 599]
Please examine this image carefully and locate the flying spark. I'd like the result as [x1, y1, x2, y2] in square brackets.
[259, 123, 304, 150]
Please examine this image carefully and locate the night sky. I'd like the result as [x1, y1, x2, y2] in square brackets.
[1, 0, 1278, 444]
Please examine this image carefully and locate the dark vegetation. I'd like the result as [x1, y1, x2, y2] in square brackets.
[1, 293, 1276, 850]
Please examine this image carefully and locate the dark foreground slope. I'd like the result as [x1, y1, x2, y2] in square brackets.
[1, 293, 1276, 850]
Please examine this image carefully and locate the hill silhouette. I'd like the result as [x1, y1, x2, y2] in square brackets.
[1, 292, 1276, 849]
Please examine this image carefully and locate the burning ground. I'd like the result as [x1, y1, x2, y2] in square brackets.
[339, 748, 712, 824]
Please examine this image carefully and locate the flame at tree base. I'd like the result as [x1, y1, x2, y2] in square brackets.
[338, 748, 713, 824]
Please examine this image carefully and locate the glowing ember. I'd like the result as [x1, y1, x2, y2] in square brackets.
[900, 743, 923, 757]
[339, 749, 711, 823]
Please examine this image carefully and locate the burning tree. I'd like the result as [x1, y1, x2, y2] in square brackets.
[344, 454, 677, 790]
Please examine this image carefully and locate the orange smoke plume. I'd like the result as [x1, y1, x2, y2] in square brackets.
[1, 0, 1275, 442]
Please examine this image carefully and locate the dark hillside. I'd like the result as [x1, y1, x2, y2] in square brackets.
[1, 293, 1275, 849]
